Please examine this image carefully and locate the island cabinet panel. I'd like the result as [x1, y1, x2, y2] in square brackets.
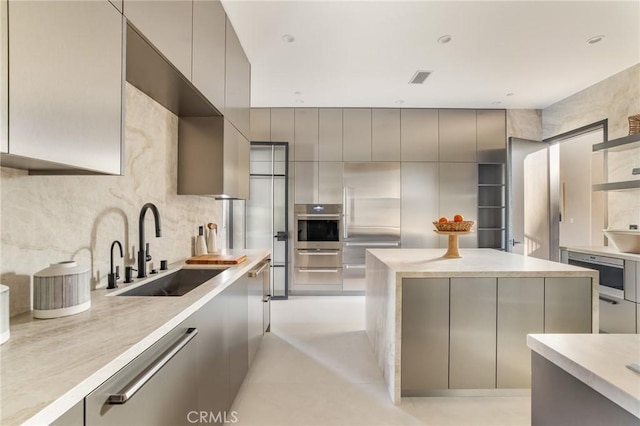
[319, 109, 343, 161]
[544, 277, 592, 333]
[497, 278, 544, 388]
[401, 278, 450, 394]
[372, 109, 400, 161]
[50, 400, 83, 426]
[294, 109, 319, 161]
[343, 109, 372, 161]
[400, 109, 439, 161]
[196, 289, 230, 414]
[251, 108, 271, 141]
[449, 278, 497, 389]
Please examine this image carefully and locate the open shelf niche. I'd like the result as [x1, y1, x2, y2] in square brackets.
[477, 163, 506, 249]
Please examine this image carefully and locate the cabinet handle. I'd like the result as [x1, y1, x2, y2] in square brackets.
[263, 295, 271, 303]
[107, 328, 198, 405]
[345, 242, 400, 247]
[248, 261, 269, 278]
[599, 296, 619, 305]
[297, 251, 339, 256]
[300, 269, 339, 273]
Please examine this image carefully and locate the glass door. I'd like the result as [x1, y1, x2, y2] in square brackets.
[247, 142, 289, 299]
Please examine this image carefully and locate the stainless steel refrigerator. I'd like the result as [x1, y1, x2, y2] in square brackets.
[343, 162, 401, 291]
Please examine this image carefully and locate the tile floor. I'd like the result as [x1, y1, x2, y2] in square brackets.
[231, 296, 530, 426]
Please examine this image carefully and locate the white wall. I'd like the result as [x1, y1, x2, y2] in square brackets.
[0, 84, 223, 316]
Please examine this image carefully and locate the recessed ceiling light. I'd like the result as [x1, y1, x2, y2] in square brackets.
[294, 91, 302, 95]
[437, 35, 452, 44]
[295, 99, 304, 104]
[282, 34, 295, 43]
[587, 35, 604, 45]
[492, 101, 502, 105]
[506, 93, 515, 97]
[396, 100, 405, 105]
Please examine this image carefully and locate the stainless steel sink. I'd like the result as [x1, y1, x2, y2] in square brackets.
[115, 268, 225, 297]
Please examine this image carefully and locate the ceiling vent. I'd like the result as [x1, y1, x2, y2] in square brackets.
[409, 70, 432, 84]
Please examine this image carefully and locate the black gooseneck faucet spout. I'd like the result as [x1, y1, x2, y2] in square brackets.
[138, 203, 162, 278]
[108, 240, 123, 289]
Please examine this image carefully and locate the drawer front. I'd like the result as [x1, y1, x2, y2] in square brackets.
[294, 249, 342, 268]
[599, 296, 637, 333]
[294, 268, 343, 285]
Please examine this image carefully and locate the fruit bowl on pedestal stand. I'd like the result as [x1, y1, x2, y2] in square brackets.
[433, 220, 475, 258]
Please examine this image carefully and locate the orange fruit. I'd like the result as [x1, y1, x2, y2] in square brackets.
[438, 217, 448, 223]
[453, 214, 464, 222]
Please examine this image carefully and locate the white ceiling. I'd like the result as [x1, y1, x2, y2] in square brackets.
[220, 0, 640, 109]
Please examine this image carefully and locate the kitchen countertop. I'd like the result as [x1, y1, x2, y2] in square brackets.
[0, 249, 269, 426]
[563, 246, 640, 262]
[527, 333, 640, 419]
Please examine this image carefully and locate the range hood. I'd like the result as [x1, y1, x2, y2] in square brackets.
[125, 23, 221, 117]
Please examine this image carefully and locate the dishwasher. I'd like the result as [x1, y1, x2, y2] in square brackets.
[86, 319, 198, 426]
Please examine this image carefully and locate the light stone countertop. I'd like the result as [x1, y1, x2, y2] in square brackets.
[562, 246, 640, 262]
[367, 248, 600, 278]
[0, 249, 269, 426]
[527, 334, 640, 419]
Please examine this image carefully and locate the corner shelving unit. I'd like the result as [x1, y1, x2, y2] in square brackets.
[477, 163, 506, 249]
[592, 132, 640, 192]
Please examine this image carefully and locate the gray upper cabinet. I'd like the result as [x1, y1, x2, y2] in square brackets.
[109, 0, 123, 13]
[271, 109, 295, 156]
[3, 0, 123, 174]
[401, 109, 438, 161]
[477, 110, 506, 162]
[294, 109, 319, 161]
[251, 108, 271, 141]
[225, 16, 251, 140]
[124, 0, 193, 80]
[343, 109, 372, 161]
[0, 0, 7, 154]
[439, 109, 477, 162]
[192, 0, 226, 112]
[372, 109, 400, 161]
[319, 109, 343, 161]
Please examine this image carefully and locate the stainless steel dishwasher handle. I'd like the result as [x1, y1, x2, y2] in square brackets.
[297, 251, 339, 256]
[107, 328, 198, 405]
[599, 296, 619, 305]
[345, 242, 400, 247]
[248, 261, 269, 278]
[300, 269, 339, 273]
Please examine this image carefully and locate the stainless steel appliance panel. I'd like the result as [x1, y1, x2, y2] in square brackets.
[318, 162, 343, 204]
[599, 294, 636, 333]
[400, 109, 438, 161]
[401, 278, 450, 394]
[449, 278, 497, 389]
[294, 109, 319, 161]
[372, 109, 400, 161]
[295, 204, 342, 250]
[439, 162, 478, 248]
[86, 323, 198, 425]
[294, 268, 343, 286]
[476, 110, 506, 162]
[343, 109, 372, 161]
[250, 108, 271, 141]
[294, 161, 318, 204]
[439, 109, 477, 162]
[567, 252, 624, 299]
[295, 249, 342, 268]
[544, 277, 592, 333]
[497, 278, 544, 388]
[319, 109, 343, 161]
[401, 162, 440, 248]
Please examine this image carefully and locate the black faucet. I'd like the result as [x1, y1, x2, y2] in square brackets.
[108, 240, 123, 289]
[138, 203, 162, 278]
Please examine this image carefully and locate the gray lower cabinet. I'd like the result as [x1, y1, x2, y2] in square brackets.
[4, 0, 123, 174]
[247, 262, 269, 365]
[0, 0, 7, 154]
[544, 277, 592, 333]
[294, 109, 319, 161]
[401, 278, 449, 394]
[224, 16, 251, 140]
[400, 109, 438, 161]
[50, 400, 83, 426]
[400, 162, 439, 248]
[497, 278, 544, 388]
[343, 109, 372, 161]
[196, 290, 229, 416]
[319, 109, 343, 161]
[192, 0, 226, 112]
[251, 108, 271, 142]
[372, 109, 400, 161]
[439, 163, 478, 248]
[124, 0, 193, 80]
[439, 110, 477, 162]
[86, 317, 198, 426]
[227, 275, 249, 400]
[449, 278, 497, 389]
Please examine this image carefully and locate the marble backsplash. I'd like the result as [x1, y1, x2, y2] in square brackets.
[0, 83, 222, 316]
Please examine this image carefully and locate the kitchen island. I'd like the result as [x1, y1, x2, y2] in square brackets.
[365, 248, 599, 404]
[0, 250, 269, 425]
